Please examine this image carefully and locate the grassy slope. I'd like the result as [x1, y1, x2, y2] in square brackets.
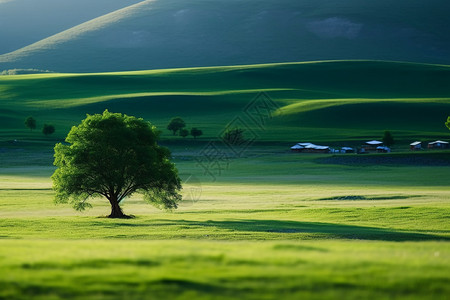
[1, 60, 450, 144]
[0, 0, 142, 55]
[1, 0, 449, 72]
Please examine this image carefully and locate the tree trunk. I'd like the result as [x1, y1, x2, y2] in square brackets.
[108, 195, 126, 218]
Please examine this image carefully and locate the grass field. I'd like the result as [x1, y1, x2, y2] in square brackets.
[0, 60, 450, 299]
[0, 144, 449, 299]
[1, 60, 450, 144]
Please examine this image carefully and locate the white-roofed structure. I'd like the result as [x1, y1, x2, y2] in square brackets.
[362, 140, 384, 152]
[290, 142, 330, 153]
[290, 144, 304, 151]
[428, 140, 449, 149]
[341, 147, 354, 153]
[410, 141, 422, 151]
[376, 146, 391, 153]
[365, 140, 383, 145]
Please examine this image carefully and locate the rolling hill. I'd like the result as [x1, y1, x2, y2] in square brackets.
[0, 0, 142, 55]
[1, 0, 449, 72]
[1, 60, 450, 144]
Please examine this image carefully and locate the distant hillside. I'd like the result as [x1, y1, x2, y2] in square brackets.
[0, 0, 449, 72]
[0, 0, 141, 55]
[1, 60, 449, 143]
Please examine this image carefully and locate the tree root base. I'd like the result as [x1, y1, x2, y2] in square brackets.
[106, 214, 135, 219]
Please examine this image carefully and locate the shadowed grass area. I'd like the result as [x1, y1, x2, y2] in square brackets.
[318, 151, 450, 166]
[162, 219, 449, 241]
[0, 204, 448, 241]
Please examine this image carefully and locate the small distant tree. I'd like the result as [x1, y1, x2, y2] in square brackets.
[24, 116, 36, 131]
[223, 128, 246, 145]
[167, 117, 186, 135]
[179, 128, 189, 138]
[382, 130, 395, 147]
[52, 110, 181, 218]
[42, 124, 55, 136]
[190, 128, 203, 139]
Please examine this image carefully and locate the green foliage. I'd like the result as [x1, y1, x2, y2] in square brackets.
[42, 124, 55, 136]
[167, 117, 186, 135]
[446, 116, 450, 131]
[382, 130, 395, 147]
[223, 128, 246, 145]
[190, 127, 203, 139]
[52, 110, 181, 217]
[179, 128, 189, 138]
[24, 116, 36, 131]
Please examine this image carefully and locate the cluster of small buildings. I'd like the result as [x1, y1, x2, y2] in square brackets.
[360, 140, 390, 153]
[290, 140, 449, 154]
[290, 142, 331, 153]
[410, 140, 449, 150]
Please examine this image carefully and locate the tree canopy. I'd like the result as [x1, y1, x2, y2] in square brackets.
[167, 117, 186, 135]
[52, 110, 181, 218]
[179, 128, 189, 138]
[223, 128, 245, 145]
[42, 124, 55, 136]
[446, 117, 450, 131]
[24, 116, 36, 131]
[190, 127, 203, 139]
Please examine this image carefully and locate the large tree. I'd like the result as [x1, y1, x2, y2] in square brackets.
[52, 110, 181, 218]
[167, 117, 186, 135]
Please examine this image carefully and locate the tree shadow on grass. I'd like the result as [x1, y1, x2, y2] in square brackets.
[168, 219, 449, 242]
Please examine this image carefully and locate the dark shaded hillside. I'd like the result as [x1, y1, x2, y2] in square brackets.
[0, 0, 141, 55]
[1, 0, 449, 72]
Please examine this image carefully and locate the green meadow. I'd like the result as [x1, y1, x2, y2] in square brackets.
[1, 60, 450, 143]
[1, 60, 450, 299]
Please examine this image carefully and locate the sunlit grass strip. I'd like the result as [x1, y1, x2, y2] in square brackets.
[25, 89, 295, 108]
[276, 98, 450, 115]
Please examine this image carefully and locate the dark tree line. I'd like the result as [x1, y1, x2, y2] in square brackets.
[167, 117, 203, 139]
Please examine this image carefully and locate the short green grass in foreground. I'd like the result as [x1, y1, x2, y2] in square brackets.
[0, 147, 449, 300]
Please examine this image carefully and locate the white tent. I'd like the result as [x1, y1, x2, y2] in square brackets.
[290, 144, 304, 150]
[365, 140, 383, 145]
[291, 142, 330, 152]
[428, 140, 449, 145]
